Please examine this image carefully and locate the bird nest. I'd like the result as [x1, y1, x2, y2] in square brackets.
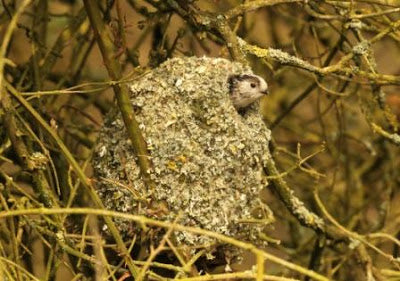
[92, 57, 274, 252]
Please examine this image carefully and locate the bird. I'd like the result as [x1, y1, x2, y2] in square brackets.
[228, 74, 269, 110]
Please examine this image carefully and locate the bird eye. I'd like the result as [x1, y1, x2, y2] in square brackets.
[250, 83, 256, 88]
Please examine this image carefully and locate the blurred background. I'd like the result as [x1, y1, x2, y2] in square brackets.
[1, 0, 400, 280]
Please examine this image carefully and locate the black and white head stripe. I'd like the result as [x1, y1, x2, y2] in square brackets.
[228, 74, 269, 110]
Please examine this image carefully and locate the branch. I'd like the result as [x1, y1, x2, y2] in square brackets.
[83, 0, 155, 191]
[372, 123, 400, 146]
[263, 151, 326, 234]
[5, 81, 140, 278]
[238, 37, 400, 84]
[165, 0, 247, 63]
[226, 0, 304, 19]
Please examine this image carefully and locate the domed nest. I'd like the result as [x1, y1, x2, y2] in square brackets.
[92, 57, 274, 250]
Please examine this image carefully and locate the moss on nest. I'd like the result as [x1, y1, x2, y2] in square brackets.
[92, 57, 274, 249]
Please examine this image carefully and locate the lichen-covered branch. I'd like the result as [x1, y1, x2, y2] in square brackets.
[263, 151, 326, 234]
[83, 0, 155, 192]
[238, 37, 400, 84]
[226, 0, 304, 19]
[372, 123, 400, 146]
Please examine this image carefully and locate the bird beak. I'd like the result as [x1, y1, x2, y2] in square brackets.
[261, 89, 269, 95]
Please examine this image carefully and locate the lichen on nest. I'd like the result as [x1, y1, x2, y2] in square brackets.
[92, 56, 274, 249]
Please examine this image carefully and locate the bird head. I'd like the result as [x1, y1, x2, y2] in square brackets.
[228, 74, 269, 110]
